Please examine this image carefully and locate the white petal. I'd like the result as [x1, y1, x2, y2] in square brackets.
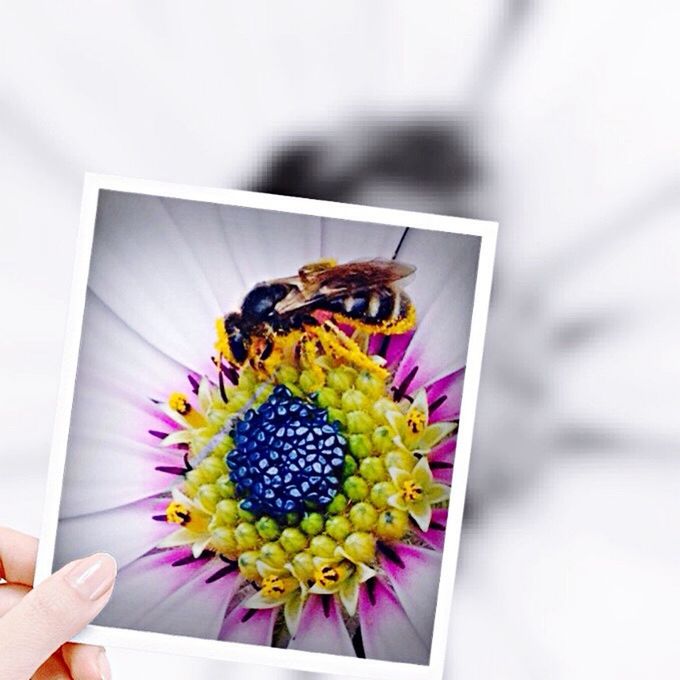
[96, 550, 236, 634]
[379, 544, 442, 645]
[394, 230, 481, 391]
[131, 555, 239, 639]
[60, 433, 180, 517]
[288, 595, 355, 656]
[54, 496, 175, 570]
[320, 218, 406, 263]
[217, 203, 321, 291]
[219, 605, 277, 646]
[397, 229, 481, 321]
[358, 577, 430, 664]
[159, 196, 247, 313]
[89, 191, 221, 373]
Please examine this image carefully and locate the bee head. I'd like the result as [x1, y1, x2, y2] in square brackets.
[241, 283, 291, 321]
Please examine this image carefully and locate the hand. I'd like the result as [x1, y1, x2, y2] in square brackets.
[0, 527, 117, 679]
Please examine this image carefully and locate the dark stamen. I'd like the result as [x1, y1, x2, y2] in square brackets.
[429, 461, 453, 470]
[321, 594, 333, 618]
[430, 521, 446, 532]
[378, 334, 391, 358]
[183, 452, 193, 472]
[352, 625, 366, 658]
[152, 514, 167, 522]
[205, 562, 238, 584]
[218, 370, 229, 403]
[429, 394, 448, 414]
[393, 365, 418, 402]
[241, 608, 258, 623]
[366, 577, 377, 606]
[377, 541, 405, 569]
[171, 552, 210, 567]
[221, 361, 239, 385]
[148, 430, 168, 439]
[155, 465, 189, 476]
[187, 374, 200, 395]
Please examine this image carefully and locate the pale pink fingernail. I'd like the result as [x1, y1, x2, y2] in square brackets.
[97, 649, 112, 680]
[65, 553, 117, 601]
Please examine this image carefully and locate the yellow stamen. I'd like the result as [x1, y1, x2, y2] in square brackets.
[314, 325, 389, 381]
[166, 500, 191, 525]
[314, 562, 350, 589]
[214, 318, 233, 363]
[168, 392, 206, 428]
[401, 479, 424, 503]
[406, 409, 427, 435]
[260, 575, 289, 599]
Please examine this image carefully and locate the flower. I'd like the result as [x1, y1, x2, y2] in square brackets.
[56, 192, 480, 663]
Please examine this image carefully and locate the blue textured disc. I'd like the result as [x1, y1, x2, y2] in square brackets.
[226, 385, 346, 517]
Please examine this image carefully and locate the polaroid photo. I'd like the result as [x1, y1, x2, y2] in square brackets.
[36, 174, 497, 680]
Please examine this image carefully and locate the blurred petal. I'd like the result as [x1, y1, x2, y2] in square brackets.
[379, 544, 441, 644]
[54, 495, 175, 570]
[358, 577, 430, 664]
[219, 605, 277, 646]
[288, 595, 355, 656]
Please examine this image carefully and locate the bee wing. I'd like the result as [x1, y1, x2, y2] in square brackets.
[306, 258, 415, 293]
[272, 259, 416, 314]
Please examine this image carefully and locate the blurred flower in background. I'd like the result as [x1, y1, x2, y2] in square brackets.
[1, 1, 679, 678]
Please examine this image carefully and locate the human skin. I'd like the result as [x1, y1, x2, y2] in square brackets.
[0, 527, 116, 680]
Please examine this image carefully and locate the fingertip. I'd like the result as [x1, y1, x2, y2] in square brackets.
[63, 643, 112, 680]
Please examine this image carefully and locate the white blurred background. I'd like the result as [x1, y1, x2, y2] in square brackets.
[1, 1, 679, 678]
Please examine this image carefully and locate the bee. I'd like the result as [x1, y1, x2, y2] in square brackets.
[216, 258, 416, 371]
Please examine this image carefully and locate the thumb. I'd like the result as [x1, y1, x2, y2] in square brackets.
[0, 553, 117, 680]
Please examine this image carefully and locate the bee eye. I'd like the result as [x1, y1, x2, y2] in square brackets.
[228, 333, 248, 364]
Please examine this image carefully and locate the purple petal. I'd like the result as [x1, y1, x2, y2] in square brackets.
[358, 578, 430, 664]
[219, 606, 277, 646]
[379, 544, 442, 645]
[55, 496, 176, 570]
[288, 595, 355, 656]
[413, 508, 448, 551]
[429, 436, 456, 483]
[369, 329, 415, 369]
[425, 367, 465, 422]
[97, 549, 240, 640]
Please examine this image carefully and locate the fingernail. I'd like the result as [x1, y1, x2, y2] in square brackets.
[66, 553, 117, 601]
[97, 649, 112, 680]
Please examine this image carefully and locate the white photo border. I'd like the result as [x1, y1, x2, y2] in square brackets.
[35, 173, 498, 680]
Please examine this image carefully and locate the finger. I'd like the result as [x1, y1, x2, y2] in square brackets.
[0, 587, 111, 679]
[62, 643, 111, 680]
[0, 552, 117, 680]
[0, 527, 38, 585]
[32, 652, 72, 680]
[0, 582, 30, 614]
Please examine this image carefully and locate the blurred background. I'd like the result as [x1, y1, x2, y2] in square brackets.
[1, 1, 679, 678]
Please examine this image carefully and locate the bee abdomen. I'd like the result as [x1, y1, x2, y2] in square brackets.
[326, 286, 398, 325]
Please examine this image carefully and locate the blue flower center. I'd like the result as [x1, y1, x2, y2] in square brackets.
[226, 385, 346, 517]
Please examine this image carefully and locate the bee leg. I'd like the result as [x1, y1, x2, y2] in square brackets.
[299, 330, 325, 387]
[313, 322, 389, 381]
